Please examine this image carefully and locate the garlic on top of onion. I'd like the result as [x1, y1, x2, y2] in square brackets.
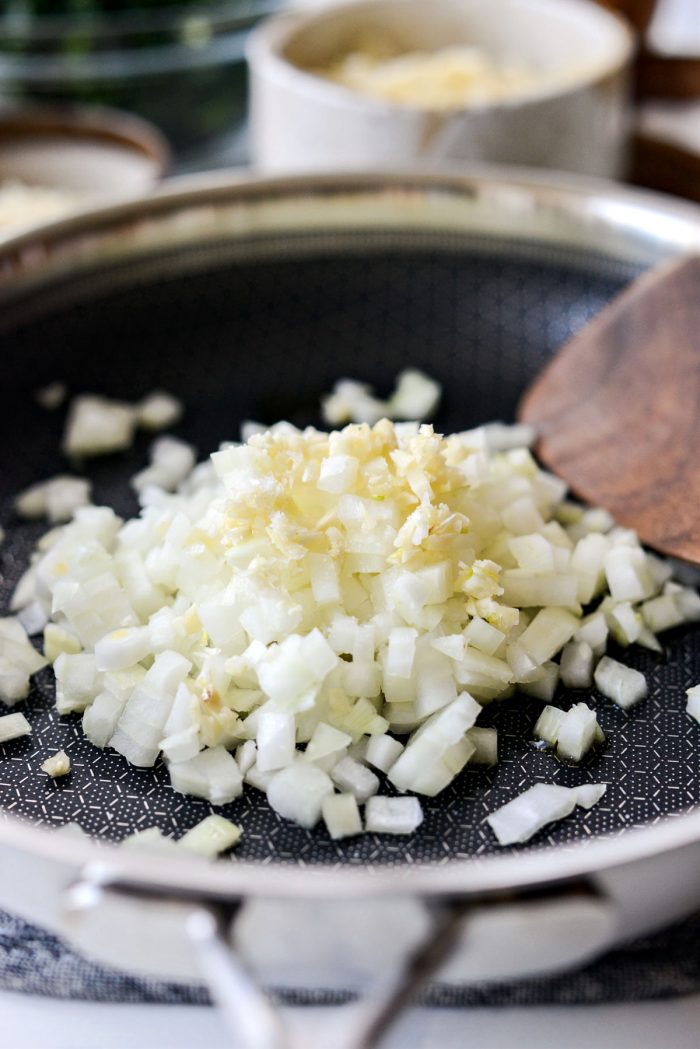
[7, 407, 700, 843]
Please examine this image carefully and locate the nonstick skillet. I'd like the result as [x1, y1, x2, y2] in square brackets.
[1, 171, 700, 1048]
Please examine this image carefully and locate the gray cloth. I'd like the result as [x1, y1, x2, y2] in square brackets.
[1, 908, 699, 1007]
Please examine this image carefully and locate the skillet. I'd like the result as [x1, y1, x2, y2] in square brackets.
[1, 171, 700, 1046]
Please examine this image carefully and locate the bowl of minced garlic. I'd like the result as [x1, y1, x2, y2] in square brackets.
[247, 0, 634, 177]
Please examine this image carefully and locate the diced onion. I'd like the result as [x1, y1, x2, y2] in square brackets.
[555, 703, 601, 762]
[481, 422, 536, 452]
[365, 733, 404, 773]
[41, 750, 71, 777]
[687, 685, 700, 725]
[15, 476, 92, 524]
[0, 617, 47, 704]
[168, 747, 243, 805]
[608, 602, 641, 646]
[83, 690, 127, 749]
[17, 601, 48, 638]
[132, 436, 196, 495]
[321, 380, 387, 426]
[487, 782, 606, 845]
[245, 761, 274, 793]
[256, 709, 296, 772]
[518, 608, 579, 665]
[136, 391, 184, 432]
[8, 389, 698, 841]
[385, 627, 418, 678]
[386, 369, 441, 420]
[266, 761, 334, 828]
[0, 711, 32, 743]
[575, 782, 607, 809]
[674, 586, 700, 622]
[179, 814, 242, 857]
[559, 641, 594, 689]
[519, 662, 559, 702]
[54, 653, 101, 715]
[94, 627, 152, 672]
[122, 827, 175, 851]
[304, 722, 351, 770]
[365, 796, 423, 835]
[322, 792, 363, 839]
[574, 612, 608, 657]
[594, 656, 647, 710]
[604, 547, 653, 604]
[236, 739, 257, 775]
[388, 693, 479, 796]
[533, 705, 564, 746]
[63, 395, 137, 458]
[61, 388, 184, 461]
[641, 594, 685, 634]
[463, 617, 505, 656]
[465, 726, 498, 765]
[330, 755, 379, 802]
[321, 369, 441, 426]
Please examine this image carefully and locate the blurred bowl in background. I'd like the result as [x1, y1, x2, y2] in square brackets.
[0, 104, 169, 235]
[0, 2, 282, 168]
[248, 0, 635, 177]
[0, 105, 169, 192]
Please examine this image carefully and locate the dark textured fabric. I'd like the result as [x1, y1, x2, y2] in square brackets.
[2, 907, 700, 1007]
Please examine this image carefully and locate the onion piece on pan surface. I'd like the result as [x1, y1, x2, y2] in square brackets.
[487, 782, 607, 845]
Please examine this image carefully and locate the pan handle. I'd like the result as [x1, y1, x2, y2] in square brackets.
[187, 905, 288, 1049]
[60, 876, 618, 1049]
[182, 887, 616, 1049]
[185, 896, 474, 1049]
[61, 873, 617, 1049]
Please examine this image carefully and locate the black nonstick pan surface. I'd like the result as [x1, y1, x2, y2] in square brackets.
[0, 216, 698, 869]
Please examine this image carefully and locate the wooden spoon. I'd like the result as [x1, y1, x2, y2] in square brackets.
[518, 254, 700, 563]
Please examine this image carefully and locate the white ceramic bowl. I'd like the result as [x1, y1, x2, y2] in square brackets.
[248, 0, 635, 177]
[0, 106, 169, 197]
[0, 105, 169, 238]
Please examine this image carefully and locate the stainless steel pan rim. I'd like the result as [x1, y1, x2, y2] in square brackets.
[1, 166, 700, 904]
[4, 795, 700, 900]
[2, 164, 700, 280]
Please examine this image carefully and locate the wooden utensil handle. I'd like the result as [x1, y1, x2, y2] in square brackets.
[636, 54, 700, 101]
[631, 134, 700, 203]
[519, 255, 700, 564]
[596, 0, 658, 38]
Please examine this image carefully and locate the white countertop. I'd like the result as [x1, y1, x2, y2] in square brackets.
[3, 991, 700, 1049]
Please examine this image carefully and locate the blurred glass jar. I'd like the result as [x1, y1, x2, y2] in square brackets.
[0, 1, 282, 164]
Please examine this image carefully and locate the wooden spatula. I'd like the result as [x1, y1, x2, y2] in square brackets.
[518, 255, 700, 563]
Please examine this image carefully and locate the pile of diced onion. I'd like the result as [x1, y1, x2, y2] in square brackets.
[4, 404, 700, 849]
